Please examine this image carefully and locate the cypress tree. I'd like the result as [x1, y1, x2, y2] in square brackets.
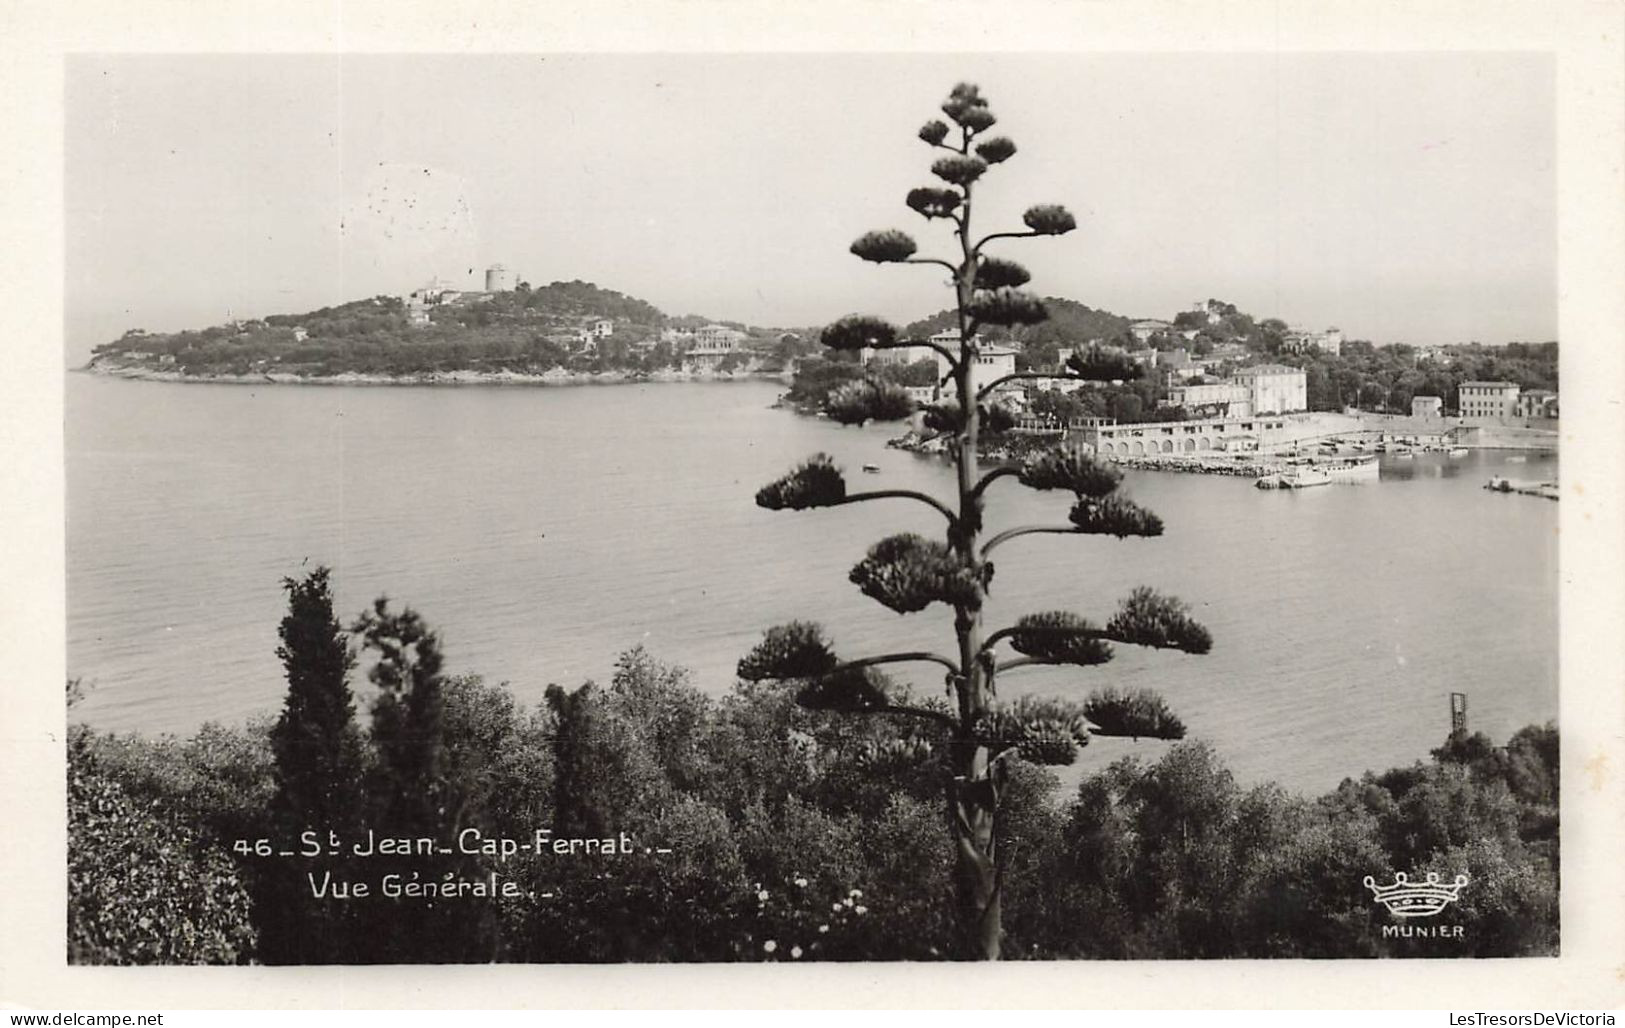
[263, 565, 364, 963]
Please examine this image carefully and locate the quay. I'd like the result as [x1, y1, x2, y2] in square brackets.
[1485, 476, 1559, 501]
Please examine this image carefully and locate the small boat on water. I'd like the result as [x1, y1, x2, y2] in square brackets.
[1256, 454, 1379, 490]
[1395, 451, 1414, 460]
[1506, 455, 1527, 463]
[1448, 447, 1469, 458]
[862, 463, 881, 473]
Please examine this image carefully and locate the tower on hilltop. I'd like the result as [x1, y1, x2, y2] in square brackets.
[485, 264, 518, 292]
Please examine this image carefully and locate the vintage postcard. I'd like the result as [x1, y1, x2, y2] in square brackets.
[2, 0, 1622, 1011]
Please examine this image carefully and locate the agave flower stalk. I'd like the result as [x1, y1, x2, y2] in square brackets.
[745, 82, 1212, 960]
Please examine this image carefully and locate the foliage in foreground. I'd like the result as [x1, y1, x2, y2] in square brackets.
[69, 605, 1559, 963]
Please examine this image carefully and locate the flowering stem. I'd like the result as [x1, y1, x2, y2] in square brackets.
[970, 466, 1021, 501]
[972, 229, 1044, 256]
[835, 490, 957, 524]
[980, 524, 1085, 558]
[902, 257, 960, 276]
[833, 651, 962, 675]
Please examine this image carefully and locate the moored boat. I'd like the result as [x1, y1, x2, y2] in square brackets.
[1256, 454, 1378, 489]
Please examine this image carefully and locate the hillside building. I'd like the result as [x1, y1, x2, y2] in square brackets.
[1281, 326, 1343, 356]
[484, 264, 518, 292]
[1411, 395, 1444, 418]
[1130, 319, 1172, 344]
[932, 342, 1018, 397]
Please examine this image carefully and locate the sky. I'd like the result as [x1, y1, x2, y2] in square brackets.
[64, 52, 1556, 364]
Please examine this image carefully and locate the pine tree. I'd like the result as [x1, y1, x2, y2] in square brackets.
[353, 597, 447, 834]
[743, 82, 1212, 960]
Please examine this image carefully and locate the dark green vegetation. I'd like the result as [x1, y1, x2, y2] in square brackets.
[904, 296, 1132, 364]
[1283, 342, 1559, 414]
[89, 281, 809, 378]
[66, 576, 1560, 963]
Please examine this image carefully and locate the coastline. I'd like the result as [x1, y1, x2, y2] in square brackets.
[77, 363, 794, 388]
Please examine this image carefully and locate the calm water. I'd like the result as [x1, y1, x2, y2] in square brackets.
[67, 375, 1559, 793]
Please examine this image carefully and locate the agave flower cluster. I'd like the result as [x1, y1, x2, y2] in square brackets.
[1082, 687, 1188, 740]
[736, 621, 839, 682]
[1008, 611, 1112, 666]
[1069, 494, 1165, 538]
[849, 533, 993, 614]
[921, 400, 1017, 437]
[1066, 345, 1144, 383]
[971, 697, 1094, 766]
[754, 455, 846, 511]
[1017, 450, 1122, 498]
[826, 381, 914, 426]
[1105, 587, 1213, 654]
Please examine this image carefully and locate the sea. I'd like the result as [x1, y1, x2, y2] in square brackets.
[66, 374, 1559, 794]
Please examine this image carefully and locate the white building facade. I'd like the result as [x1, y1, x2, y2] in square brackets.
[1458, 381, 1520, 419]
[1232, 364, 1308, 414]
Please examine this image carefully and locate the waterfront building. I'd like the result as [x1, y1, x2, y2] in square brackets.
[1515, 389, 1558, 419]
[1458, 381, 1520, 420]
[1165, 381, 1253, 417]
[1411, 395, 1443, 418]
[692, 324, 746, 350]
[1082, 411, 1358, 457]
[1232, 363, 1308, 414]
[685, 324, 748, 370]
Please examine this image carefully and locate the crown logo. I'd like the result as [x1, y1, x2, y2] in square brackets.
[1364, 871, 1469, 918]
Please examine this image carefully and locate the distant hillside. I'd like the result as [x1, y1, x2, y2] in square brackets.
[903, 296, 1132, 346]
[87, 281, 787, 379]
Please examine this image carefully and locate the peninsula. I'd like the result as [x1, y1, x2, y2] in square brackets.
[85, 277, 808, 386]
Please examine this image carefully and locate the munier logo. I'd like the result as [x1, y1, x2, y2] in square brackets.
[1364, 871, 1469, 918]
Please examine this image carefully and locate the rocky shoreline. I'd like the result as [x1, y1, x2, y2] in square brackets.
[80, 363, 793, 388]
